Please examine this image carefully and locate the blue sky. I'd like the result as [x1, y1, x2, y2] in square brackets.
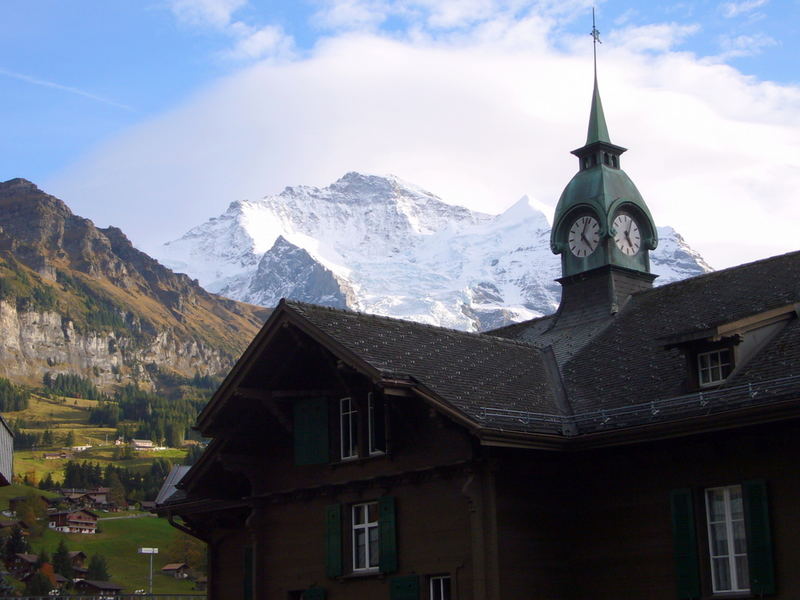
[1, 1, 799, 269]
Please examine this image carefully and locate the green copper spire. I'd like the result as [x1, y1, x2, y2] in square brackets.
[586, 77, 611, 145]
[586, 9, 610, 145]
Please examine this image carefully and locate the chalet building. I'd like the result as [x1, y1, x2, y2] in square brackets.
[72, 579, 124, 596]
[48, 509, 98, 534]
[68, 550, 88, 570]
[131, 438, 155, 451]
[6, 553, 39, 578]
[157, 74, 800, 600]
[162, 562, 191, 579]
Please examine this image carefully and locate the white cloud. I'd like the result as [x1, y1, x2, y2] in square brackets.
[168, 0, 247, 28]
[608, 22, 700, 53]
[47, 16, 800, 272]
[226, 24, 295, 60]
[720, 0, 768, 18]
[716, 32, 777, 59]
[167, 0, 295, 60]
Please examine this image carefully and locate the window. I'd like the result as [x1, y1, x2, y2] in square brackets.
[352, 502, 379, 571]
[706, 486, 749, 593]
[671, 482, 775, 598]
[698, 348, 733, 387]
[429, 575, 451, 600]
[340, 397, 358, 460]
[368, 393, 386, 455]
[326, 497, 397, 577]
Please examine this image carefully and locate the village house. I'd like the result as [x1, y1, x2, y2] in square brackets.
[48, 509, 98, 534]
[6, 553, 39, 579]
[162, 562, 191, 579]
[131, 438, 155, 451]
[72, 579, 124, 596]
[68, 550, 88, 570]
[157, 75, 800, 599]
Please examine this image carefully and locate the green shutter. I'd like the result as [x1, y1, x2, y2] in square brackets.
[303, 587, 326, 600]
[294, 398, 329, 465]
[743, 480, 776, 595]
[243, 545, 253, 600]
[670, 489, 700, 599]
[379, 496, 397, 573]
[390, 575, 419, 600]
[325, 504, 342, 578]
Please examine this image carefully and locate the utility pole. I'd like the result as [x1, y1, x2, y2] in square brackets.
[138, 547, 159, 595]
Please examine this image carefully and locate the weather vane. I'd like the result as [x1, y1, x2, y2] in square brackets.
[591, 6, 602, 78]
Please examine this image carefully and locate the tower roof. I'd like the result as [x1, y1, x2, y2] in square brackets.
[586, 77, 611, 145]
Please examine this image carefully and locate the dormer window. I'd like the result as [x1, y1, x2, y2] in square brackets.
[697, 348, 733, 387]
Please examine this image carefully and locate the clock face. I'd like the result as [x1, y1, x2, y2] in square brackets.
[568, 215, 600, 258]
[613, 213, 641, 256]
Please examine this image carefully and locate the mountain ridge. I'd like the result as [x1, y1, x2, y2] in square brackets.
[157, 172, 712, 331]
[0, 178, 268, 389]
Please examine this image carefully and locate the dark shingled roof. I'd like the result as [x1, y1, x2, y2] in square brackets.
[287, 301, 562, 429]
[280, 250, 799, 436]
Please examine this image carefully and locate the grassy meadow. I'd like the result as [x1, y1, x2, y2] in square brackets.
[0, 390, 205, 593]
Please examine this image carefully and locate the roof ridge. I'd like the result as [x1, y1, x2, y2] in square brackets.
[283, 299, 540, 350]
[631, 249, 800, 300]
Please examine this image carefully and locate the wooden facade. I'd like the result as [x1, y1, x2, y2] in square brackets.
[157, 281, 800, 599]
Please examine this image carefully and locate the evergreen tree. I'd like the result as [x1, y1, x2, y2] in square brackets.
[6, 525, 28, 559]
[24, 571, 52, 595]
[41, 429, 54, 447]
[65, 430, 75, 447]
[37, 548, 50, 567]
[108, 472, 127, 508]
[52, 538, 73, 579]
[87, 554, 109, 581]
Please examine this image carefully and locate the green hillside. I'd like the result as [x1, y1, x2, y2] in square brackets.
[1, 485, 205, 594]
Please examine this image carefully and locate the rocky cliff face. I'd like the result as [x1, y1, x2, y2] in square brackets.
[0, 178, 268, 389]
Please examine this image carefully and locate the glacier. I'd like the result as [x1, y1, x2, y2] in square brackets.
[156, 172, 712, 331]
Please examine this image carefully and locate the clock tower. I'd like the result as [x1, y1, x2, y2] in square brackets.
[549, 74, 658, 319]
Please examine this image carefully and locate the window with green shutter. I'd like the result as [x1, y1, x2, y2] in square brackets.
[294, 398, 329, 465]
[390, 575, 419, 600]
[379, 496, 397, 573]
[325, 504, 342, 578]
[303, 586, 326, 600]
[670, 488, 700, 599]
[743, 480, 776, 595]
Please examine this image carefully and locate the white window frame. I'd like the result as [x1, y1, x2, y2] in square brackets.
[698, 348, 733, 387]
[430, 575, 451, 600]
[340, 397, 358, 460]
[705, 485, 749, 594]
[368, 392, 385, 456]
[351, 502, 379, 571]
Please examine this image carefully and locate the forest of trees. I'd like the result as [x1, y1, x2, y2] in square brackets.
[39, 459, 174, 502]
[90, 385, 206, 447]
[44, 372, 107, 400]
[0, 377, 29, 412]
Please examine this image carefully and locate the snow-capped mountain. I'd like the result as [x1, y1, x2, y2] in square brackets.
[157, 172, 712, 331]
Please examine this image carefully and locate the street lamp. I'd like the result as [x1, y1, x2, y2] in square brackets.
[137, 547, 159, 595]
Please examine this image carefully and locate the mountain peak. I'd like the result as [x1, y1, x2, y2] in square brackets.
[155, 173, 712, 331]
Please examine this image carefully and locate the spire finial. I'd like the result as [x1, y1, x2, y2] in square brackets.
[586, 7, 610, 145]
[591, 6, 602, 80]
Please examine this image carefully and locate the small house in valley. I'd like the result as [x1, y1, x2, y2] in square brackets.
[48, 509, 98, 534]
[161, 562, 191, 579]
